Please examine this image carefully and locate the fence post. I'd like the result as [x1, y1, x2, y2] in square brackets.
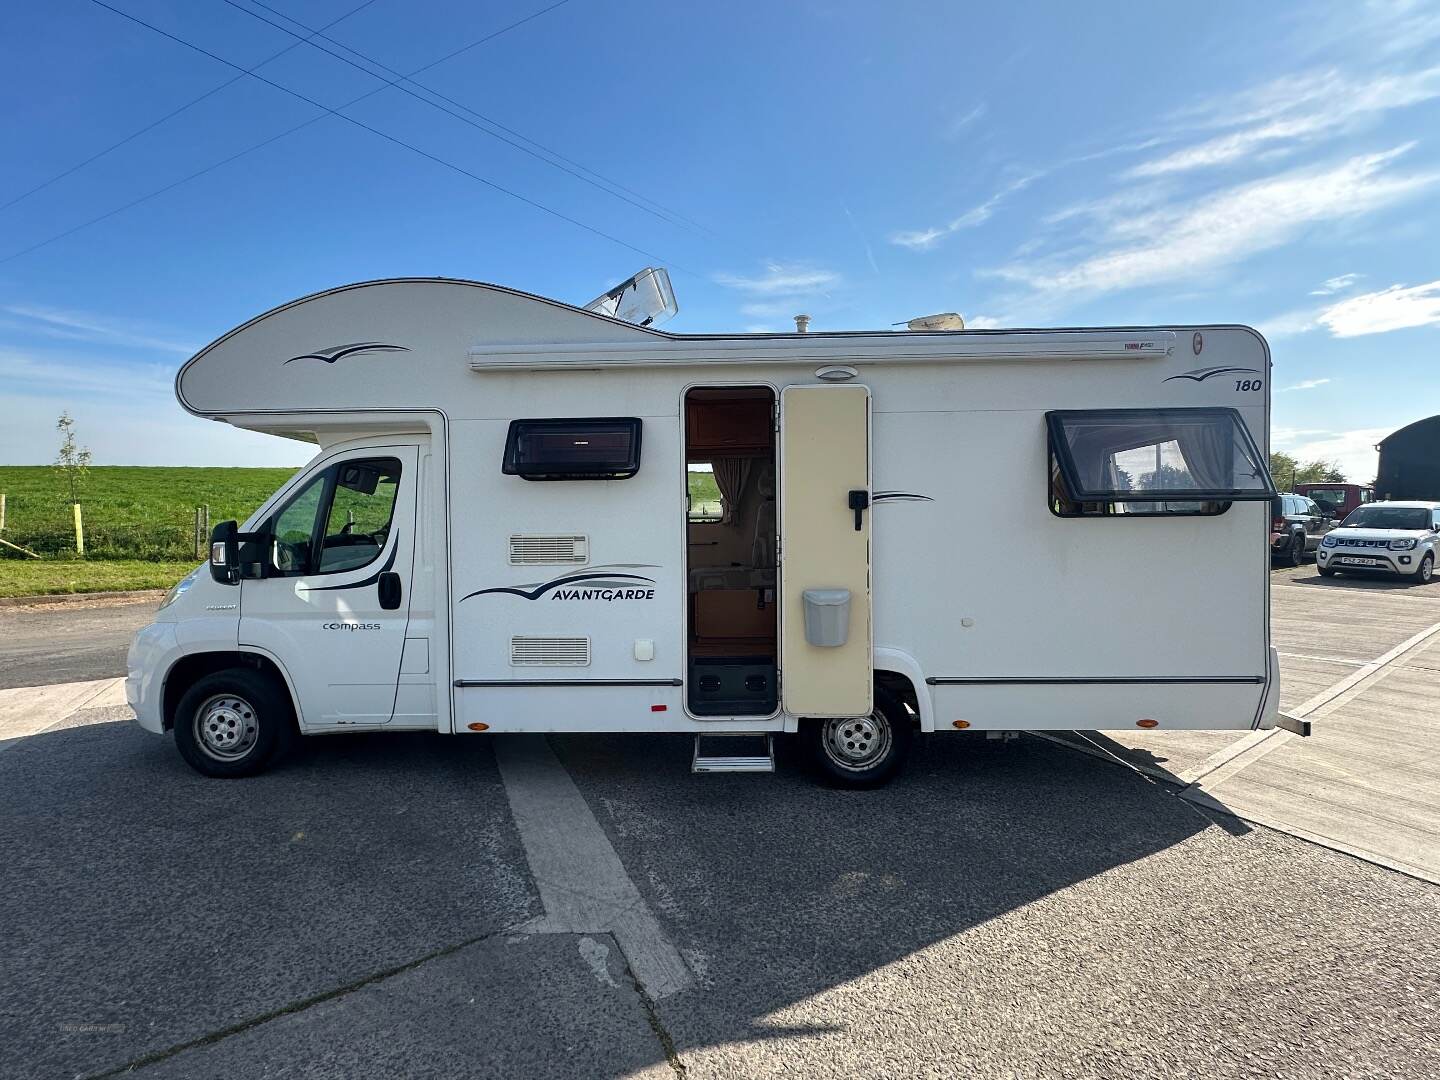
[0, 492, 6, 532]
[194, 506, 202, 559]
[73, 502, 85, 556]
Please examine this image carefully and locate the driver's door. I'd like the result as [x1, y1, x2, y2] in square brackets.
[239, 445, 418, 727]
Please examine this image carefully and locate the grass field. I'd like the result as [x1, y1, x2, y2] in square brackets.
[0, 466, 296, 562]
[0, 560, 197, 599]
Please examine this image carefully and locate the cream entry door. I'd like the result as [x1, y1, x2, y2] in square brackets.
[778, 384, 873, 717]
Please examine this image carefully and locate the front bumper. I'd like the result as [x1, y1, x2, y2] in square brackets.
[1317, 548, 1415, 574]
[126, 622, 178, 734]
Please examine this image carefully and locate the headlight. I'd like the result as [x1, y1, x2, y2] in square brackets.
[1390, 538, 1417, 550]
[1321, 535, 1338, 547]
[158, 567, 201, 610]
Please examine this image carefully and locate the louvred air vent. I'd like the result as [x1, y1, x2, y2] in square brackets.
[510, 637, 591, 666]
[508, 534, 589, 564]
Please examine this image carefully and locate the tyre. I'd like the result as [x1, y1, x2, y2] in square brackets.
[1318, 564, 1337, 577]
[172, 669, 295, 778]
[1417, 553, 1434, 584]
[803, 687, 912, 789]
[1286, 531, 1305, 567]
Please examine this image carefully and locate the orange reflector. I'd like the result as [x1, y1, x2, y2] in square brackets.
[952, 720, 971, 729]
[651, 704, 667, 712]
[1137, 718, 1159, 729]
[467, 722, 490, 732]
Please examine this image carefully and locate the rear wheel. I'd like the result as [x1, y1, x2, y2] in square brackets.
[804, 688, 912, 789]
[1286, 531, 1305, 566]
[1417, 553, 1434, 584]
[1318, 564, 1337, 577]
[173, 669, 294, 778]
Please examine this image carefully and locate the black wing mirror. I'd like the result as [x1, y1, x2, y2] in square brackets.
[209, 521, 269, 584]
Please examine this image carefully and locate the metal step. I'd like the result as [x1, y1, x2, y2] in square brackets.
[691, 733, 775, 774]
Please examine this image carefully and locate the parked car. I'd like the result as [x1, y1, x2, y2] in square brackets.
[1271, 493, 1331, 566]
[1295, 482, 1373, 523]
[1317, 501, 1440, 582]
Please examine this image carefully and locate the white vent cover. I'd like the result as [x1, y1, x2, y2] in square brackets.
[510, 636, 591, 666]
[509, 534, 589, 564]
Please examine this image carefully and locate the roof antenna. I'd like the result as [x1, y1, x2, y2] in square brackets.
[794, 314, 811, 333]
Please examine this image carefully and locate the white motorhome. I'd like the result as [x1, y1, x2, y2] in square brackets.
[127, 274, 1284, 786]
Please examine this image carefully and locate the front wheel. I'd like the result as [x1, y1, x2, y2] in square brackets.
[173, 669, 294, 778]
[1318, 563, 1337, 577]
[1417, 553, 1435, 584]
[803, 689, 912, 789]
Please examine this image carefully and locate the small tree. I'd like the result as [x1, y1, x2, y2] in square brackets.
[54, 412, 92, 505]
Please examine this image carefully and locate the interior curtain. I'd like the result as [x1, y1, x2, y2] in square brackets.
[711, 458, 752, 525]
[1175, 421, 1236, 491]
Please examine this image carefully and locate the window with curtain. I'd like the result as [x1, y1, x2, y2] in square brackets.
[1047, 408, 1274, 518]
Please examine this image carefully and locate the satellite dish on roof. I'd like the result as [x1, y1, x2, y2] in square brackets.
[583, 267, 678, 328]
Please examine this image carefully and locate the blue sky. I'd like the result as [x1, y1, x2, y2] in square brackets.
[3, 0, 1438, 478]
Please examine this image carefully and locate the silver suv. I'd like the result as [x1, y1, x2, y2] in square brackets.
[1318, 501, 1440, 582]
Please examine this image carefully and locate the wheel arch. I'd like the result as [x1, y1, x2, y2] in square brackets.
[873, 648, 933, 732]
[163, 649, 302, 732]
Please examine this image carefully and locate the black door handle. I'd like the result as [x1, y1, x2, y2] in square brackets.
[378, 571, 403, 610]
[847, 489, 869, 531]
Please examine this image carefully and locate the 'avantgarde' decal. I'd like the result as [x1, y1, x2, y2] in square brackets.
[284, 342, 411, 365]
[461, 564, 660, 603]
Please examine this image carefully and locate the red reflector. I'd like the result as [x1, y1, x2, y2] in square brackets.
[650, 704, 667, 712]
[1137, 718, 1159, 729]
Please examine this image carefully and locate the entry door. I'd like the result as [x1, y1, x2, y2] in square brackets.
[778, 385, 872, 716]
[239, 444, 419, 727]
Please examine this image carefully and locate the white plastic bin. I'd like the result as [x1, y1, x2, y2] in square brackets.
[802, 588, 851, 647]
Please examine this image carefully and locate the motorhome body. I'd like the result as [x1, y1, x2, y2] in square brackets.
[127, 278, 1281, 785]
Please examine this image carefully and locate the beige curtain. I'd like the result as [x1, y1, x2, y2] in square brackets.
[711, 458, 752, 525]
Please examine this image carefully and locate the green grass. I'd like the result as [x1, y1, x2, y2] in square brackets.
[0, 465, 296, 561]
[0, 559, 197, 598]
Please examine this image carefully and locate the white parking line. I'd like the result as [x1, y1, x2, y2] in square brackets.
[493, 734, 693, 999]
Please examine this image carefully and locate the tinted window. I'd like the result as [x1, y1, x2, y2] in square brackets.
[502, 418, 642, 480]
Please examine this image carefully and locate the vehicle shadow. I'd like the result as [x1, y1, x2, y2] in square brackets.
[551, 728, 1261, 1072]
[1283, 569, 1437, 591]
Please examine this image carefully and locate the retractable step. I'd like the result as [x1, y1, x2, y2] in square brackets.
[691, 733, 775, 773]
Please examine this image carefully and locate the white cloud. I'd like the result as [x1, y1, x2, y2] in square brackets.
[1255, 309, 1319, 340]
[947, 103, 988, 138]
[1277, 427, 1390, 484]
[1316, 279, 1440, 337]
[994, 146, 1436, 297]
[890, 173, 1040, 251]
[1310, 273, 1362, 296]
[1281, 378, 1332, 391]
[714, 262, 840, 295]
[2, 303, 198, 355]
[1130, 66, 1440, 178]
[964, 315, 1004, 329]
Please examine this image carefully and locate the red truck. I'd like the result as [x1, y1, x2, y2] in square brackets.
[1295, 483, 1374, 522]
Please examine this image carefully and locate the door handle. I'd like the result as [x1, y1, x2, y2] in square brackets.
[847, 489, 869, 531]
[378, 571, 403, 610]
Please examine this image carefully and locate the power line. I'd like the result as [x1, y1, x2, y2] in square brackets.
[5, 1, 687, 271]
[234, 0, 711, 235]
[0, 0, 383, 215]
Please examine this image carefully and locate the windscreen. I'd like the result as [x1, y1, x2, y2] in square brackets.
[1340, 506, 1429, 530]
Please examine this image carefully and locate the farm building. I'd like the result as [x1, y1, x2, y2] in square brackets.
[1377, 415, 1440, 501]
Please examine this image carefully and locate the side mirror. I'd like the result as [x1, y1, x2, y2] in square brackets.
[210, 521, 239, 585]
[210, 521, 268, 584]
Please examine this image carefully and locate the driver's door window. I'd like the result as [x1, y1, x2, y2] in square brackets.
[266, 457, 401, 577]
[318, 460, 401, 572]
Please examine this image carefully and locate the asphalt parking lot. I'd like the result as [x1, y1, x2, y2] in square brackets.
[2, 566, 1438, 1078]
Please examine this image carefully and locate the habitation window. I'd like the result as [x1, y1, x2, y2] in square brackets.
[1047, 408, 1274, 518]
[502, 418, 642, 480]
